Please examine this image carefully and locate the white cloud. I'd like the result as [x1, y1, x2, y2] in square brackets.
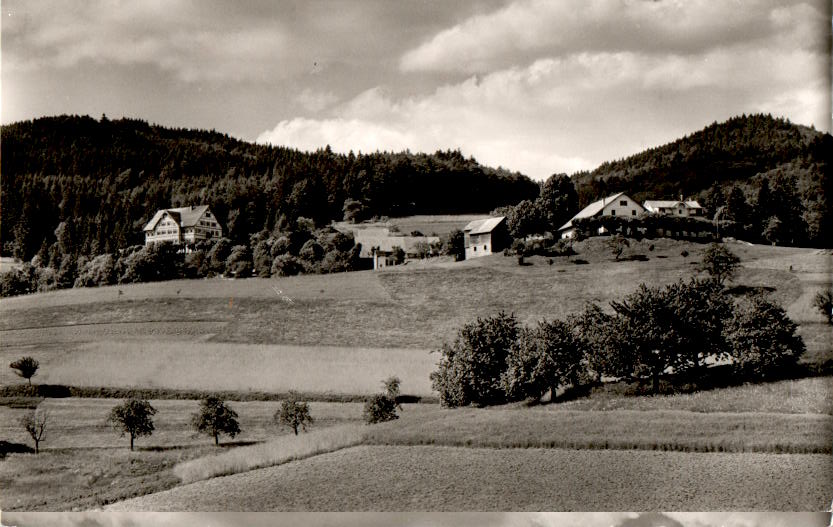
[3, 0, 291, 82]
[295, 89, 340, 113]
[259, 39, 830, 180]
[399, 0, 826, 74]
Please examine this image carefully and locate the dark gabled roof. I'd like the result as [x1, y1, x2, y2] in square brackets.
[463, 216, 506, 235]
[143, 205, 211, 231]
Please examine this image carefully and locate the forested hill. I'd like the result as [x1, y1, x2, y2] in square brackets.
[572, 113, 831, 210]
[1, 115, 538, 259]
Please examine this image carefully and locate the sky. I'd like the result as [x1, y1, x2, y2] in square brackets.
[1, 0, 831, 180]
[2, 512, 831, 527]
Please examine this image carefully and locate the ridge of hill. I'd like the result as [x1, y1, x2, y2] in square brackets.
[572, 114, 831, 244]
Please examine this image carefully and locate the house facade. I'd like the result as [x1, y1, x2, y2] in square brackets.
[559, 193, 644, 239]
[143, 205, 222, 247]
[643, 199, 704, 217]
[463, 216, 509, 259]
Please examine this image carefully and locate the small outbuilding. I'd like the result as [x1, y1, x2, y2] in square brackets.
[463, 216, 510, 259]
[643, 199, 704, 217]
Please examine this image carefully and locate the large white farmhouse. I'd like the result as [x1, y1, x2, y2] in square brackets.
[559, 192, 644, 239]
[143, 205, 222, 247]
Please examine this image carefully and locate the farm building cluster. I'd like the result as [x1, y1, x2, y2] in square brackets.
[142, 192, 709, 270]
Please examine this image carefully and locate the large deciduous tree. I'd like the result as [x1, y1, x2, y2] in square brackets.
[191, 396, 241, 446]
[276, 392, 314, 435]
[107, 399, 157, 451]
[430, 312, 519, 407]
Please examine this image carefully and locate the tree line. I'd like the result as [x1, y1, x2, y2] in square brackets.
[431, 244, 808, 406]
[1, 115, 538, 264]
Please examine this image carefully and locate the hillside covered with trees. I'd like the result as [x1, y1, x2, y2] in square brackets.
[572, 114, 831, 247]
[1, 114, 539, 261]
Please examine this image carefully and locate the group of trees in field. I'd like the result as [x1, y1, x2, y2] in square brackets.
[10, 354, 402, 452]
[431, 244, 807, 406]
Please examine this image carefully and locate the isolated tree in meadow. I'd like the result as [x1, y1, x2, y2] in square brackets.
[20, 409, 48, 454]
[813, 288, 833, 325]
[698, 243, 740, 286]
[107, 399, 156, 451]
[276, 392, 313, 435]
[501, 319, 584, 402]
[442, 229, 465, 261]
[606, 234, 630, 261]
[391, 246, 406, 265]
[364, 376, 403, 424]
[192, 396, 241, 446]
[726, 294, 805, 379]
[430, 311, 519, 407]
[9, 356, 39, 385]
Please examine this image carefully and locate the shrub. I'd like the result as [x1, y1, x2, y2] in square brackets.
[569, 304, 620, 382]
[813, 288, 833, 325]
[726, 294, 805, 379]
[299, 239, 325, 262]
[363, 394, 400, 424]
[430, 312, 519, 407]
[271, 254, 304, 277]
[74, 253, 116, 287]
[225, 245, 253, 277]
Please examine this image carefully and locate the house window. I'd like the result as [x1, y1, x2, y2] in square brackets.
[619, 200, 627, 206]
[483, 245, 487, 251]
[611, 209, 616, 216]
[631, 210, 636, 216]
[473, 246, 477, 251]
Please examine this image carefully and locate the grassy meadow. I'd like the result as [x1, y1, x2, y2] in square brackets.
[1, 233, 831, 510]
[0, 398, 367, 511]
[109, 445, 833, 511]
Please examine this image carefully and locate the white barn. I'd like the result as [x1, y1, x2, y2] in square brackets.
[559, 192, 644, 239]
[463, 216, 509, 259]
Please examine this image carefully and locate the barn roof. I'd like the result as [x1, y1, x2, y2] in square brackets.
[143, 205, 210, 231]
[558, 192, 626, 231]
[463, 216, 506, 235]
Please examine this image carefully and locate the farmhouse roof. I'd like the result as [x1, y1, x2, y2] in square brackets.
[143, 205, 210, 231]
[644, 200, 704, 210]
[463, 216, 506, 235]
[558, 192, 626, 231]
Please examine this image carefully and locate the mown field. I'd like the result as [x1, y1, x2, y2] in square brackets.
[1, 235, 831, 511]
[109, 445, 833, 511]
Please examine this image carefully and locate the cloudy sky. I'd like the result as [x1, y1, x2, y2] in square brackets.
[3, 512, 831, 527]
[2, 0, 830, 180]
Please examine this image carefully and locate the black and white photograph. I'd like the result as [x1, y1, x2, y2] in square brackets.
[1, 0, 832, 519]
